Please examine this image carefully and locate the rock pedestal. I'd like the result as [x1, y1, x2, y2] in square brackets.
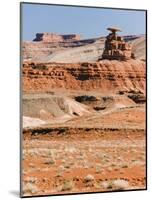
[101, 27, 134, 60]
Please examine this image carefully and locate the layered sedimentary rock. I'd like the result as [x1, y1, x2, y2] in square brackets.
[33, 33, 81, 42]
[23, 59, 145, 93]
[23, 33, 145, 62]
[101, 27, 133, 60]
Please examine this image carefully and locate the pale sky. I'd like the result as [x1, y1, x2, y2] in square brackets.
[22, 3, 146, 41]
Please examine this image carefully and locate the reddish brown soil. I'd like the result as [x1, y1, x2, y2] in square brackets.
[22, 125, 146, 196]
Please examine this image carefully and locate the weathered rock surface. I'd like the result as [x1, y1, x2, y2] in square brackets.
[131, 36, 146, 61]
[23, 35, 100, 62]
[23, 59, 145, 93]
[33, 33, 81, 42]
[23, 34, 145, 62]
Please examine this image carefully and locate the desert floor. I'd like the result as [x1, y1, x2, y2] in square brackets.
[22, 96, 146, 196]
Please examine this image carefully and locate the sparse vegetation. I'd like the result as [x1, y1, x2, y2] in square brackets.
[84, 174, 95, 183]
[23, 108, 145, 196]
[112, 179, 129, 190]
[60, 180, 74, 191]
[23, 183, 39, 195]
[44, 158, 55, 165]
[102, 179, 129, 190]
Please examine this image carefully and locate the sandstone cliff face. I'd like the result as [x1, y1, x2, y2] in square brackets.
[23, 60, 145, 93]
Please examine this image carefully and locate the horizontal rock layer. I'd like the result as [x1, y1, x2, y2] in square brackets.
[23, 60, 146, 93]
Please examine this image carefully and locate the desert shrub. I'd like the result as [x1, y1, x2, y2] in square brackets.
[84, 174, 95, 183]
[60, 180, 74, 191]
[25, 177, 37, 183]
[44, 157, 55, 165]
[113, 179, 129, 190]
[102, 179, 129, 190]
[23, 183, 38, 195]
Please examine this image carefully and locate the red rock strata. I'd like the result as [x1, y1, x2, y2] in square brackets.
[23, 60, 145, 93]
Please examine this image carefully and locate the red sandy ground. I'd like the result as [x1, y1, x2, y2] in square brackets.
[22, 107, 146, 197]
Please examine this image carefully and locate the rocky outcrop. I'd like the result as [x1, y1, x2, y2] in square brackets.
[23, 59, 146, 93]
[33, 33, 81, 42]
[23, 33, 145, 62]
[127, 93, 146, 104]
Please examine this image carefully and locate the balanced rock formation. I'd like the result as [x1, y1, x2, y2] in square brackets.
[101, 27, 134, 60]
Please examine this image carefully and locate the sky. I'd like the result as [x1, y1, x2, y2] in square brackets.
[22, 3, 146, 41]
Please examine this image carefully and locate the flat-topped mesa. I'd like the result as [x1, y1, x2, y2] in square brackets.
[101, 27, 135, 61]
[33, 33, 81, 42]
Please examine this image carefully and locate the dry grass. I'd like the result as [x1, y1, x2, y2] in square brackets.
[84, 174, 95, 183]
[102, 179, 129, 190]
[22, 127, 145, 195]
[58, 180, 74, 191]
[23, 183, 39, 196]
